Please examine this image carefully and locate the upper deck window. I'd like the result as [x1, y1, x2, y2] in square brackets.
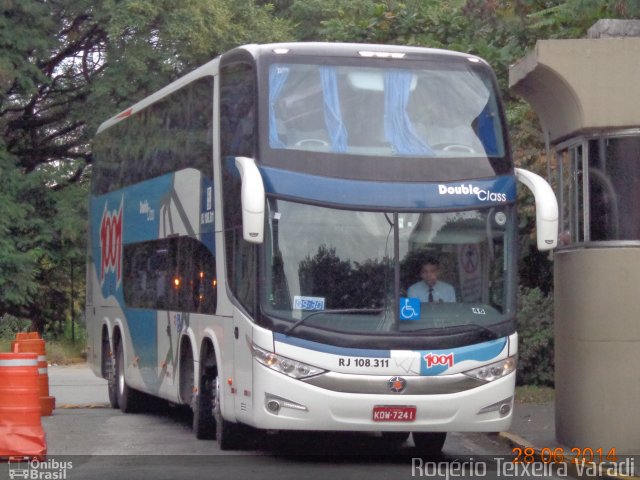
[92, 76, 213, 195]
[267, 62, 504, 160]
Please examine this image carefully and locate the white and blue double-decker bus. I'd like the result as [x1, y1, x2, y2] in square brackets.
[86, 43, 558, 451]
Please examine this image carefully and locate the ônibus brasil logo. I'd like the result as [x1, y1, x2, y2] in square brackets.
[438, 183, 507, 203]
[424, 352, 455, 369]
[100, 199, 123, 286]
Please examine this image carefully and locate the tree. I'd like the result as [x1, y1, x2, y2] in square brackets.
[0, 144, 43, 315]
[3, 0, 639, 334]
[0, 0, 291, 333]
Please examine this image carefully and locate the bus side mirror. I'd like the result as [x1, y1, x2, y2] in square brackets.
[515, 168, 558, 251]
[235, 156, 265, 244]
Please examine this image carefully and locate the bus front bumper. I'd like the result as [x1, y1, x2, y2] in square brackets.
[248, 365, 515, 432]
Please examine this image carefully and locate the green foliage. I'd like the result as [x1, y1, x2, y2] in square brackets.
[0, 0, 291, 335]
[43, 337, 87, 364]
[524, 0, 640, 40]
[0, 314, 32, 339]
[43, 315, 87, 344]
[515, 385, 554, 404]
[0, 1, 57, 102]
[517, 287, 554, 386]
[91, 0, 292, 123]
[2, 0, 638, 342]
[0, 147, 44, 309]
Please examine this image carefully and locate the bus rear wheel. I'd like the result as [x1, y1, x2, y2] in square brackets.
[412, 432, 446, 453]
[193, 366, 216, 439]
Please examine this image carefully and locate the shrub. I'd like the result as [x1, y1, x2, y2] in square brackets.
[0, 314, 32, 339]
[43, 317, 86, 344]
[517, 287, 554, 387]
[45, 338, 87, 364]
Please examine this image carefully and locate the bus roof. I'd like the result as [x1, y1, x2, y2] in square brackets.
[235, 42, 481, 62]
[96, 58, 220, 134]
[96, 42, 487, 135]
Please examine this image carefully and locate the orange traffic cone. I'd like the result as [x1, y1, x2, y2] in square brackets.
[12, 333, 55, 416]
[0, 352, 47, 459]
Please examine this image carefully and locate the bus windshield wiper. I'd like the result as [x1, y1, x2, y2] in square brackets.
[407, 323, 499, 339]
[283, 308, 383, 335]
[461, 323, 499, 340]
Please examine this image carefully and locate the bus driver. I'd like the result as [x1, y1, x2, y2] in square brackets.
[408, 257, 456, 303]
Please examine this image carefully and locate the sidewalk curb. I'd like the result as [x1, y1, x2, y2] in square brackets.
[498, 431, 536, 450]
[497, 432, 639, 480]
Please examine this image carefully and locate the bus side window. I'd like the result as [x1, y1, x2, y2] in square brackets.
[92, 76, 214, 196]
[220, 62, 256, 159]
[220, 61, 258, 315]
[123, 238, 216, 314]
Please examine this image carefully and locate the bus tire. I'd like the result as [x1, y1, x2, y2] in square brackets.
[101, 332, 118, 408]
[193, 366, 216, 439]
[179, 343, 195, 408]
[213, 374, 245, 450]
[115, 341, 141, 413]
[412, 432, 446, 453]
[106, 348, 118, 409]
[381, 431, 411, 444]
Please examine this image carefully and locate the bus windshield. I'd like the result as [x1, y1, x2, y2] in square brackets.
[262, 199, 515, 336]
[266, 61, 504, 159]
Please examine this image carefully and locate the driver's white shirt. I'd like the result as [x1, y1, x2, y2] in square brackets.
[407, 280, 456, 303]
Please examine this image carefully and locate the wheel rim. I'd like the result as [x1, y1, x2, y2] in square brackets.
[213, 376, 221, 419]
[118, 349, 125, 396]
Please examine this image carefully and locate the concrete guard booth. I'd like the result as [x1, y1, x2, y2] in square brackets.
[509, 20, 640, 453]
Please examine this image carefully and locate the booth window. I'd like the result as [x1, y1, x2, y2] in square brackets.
[556, 134, 640, 244]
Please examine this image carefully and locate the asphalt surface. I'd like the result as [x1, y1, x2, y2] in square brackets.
[46, 363, 555, 451]
[2, 363, 635, 480]
[43, 364, 514, 455]
[48, 363, 109, 408]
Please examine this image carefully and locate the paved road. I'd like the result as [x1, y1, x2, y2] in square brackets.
[42, 407, 512, 456]
[0, 364, 567, 480]
[34, 407, 529, 480]
[48, 363, 109, 407]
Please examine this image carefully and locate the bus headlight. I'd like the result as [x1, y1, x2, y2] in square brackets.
[250, 342, 325, 379]
[463, 355, 517, 382]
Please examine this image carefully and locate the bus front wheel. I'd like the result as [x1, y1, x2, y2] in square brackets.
[381, 431, 411, 444]
[213, 374, 246, 450]
[412, 432, 446, 453]
[115, 342, 141, 413]
[105, 344, 118, 409]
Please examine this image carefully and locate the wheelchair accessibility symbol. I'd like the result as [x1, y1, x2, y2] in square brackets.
[400, 297, 421, 321]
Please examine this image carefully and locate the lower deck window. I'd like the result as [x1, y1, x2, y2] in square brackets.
[123, 237, 217, 313]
